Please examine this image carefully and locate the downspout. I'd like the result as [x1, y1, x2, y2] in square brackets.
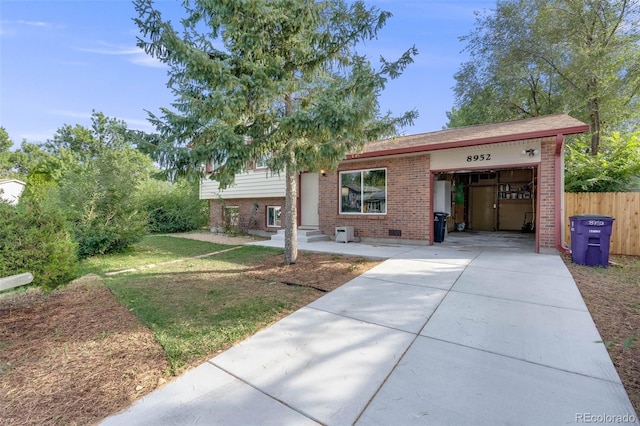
[555, 133, 570, 254]
[429, 171, 435, 245]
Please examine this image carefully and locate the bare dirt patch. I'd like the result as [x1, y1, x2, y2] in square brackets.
[563, 254, 640, 413]
[246, 251, 379, 295]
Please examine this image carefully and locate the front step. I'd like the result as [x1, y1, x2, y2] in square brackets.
[270, 228, 329, 243]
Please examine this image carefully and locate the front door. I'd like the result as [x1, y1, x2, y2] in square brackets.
[300, 173, 319, 228]
[470, 186, 496, 231]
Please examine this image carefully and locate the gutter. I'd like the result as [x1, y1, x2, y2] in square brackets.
[346, 125, 590, 160]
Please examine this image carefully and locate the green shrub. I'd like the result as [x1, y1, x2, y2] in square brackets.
[0, 199, 77, 290]
[54, 148, 152, 258]
[566, 132, 640, 192]
[140, 179, 208, 234]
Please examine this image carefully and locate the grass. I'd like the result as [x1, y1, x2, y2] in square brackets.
[79, 238, 295, 374]
[76, 235, 236, 276]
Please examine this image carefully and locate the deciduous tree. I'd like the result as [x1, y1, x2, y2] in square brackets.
[565, 131, 640, 192]
[0, 127, 14, 178]
[448, 0, 640, 155]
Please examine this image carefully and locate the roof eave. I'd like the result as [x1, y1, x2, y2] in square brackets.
[346, 124, 590, 160]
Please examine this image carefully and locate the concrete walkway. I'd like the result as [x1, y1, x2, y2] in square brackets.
[102, 239, 638, 425]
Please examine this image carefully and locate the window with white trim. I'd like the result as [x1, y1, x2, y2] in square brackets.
[339, 168, 387, 214]
[266, 206, 282, 227]
[255, 154, 270, 169]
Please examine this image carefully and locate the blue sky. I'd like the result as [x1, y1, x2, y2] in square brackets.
[0, 0, 495, 146]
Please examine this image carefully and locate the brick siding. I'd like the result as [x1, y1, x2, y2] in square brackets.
[538, 139, 558, 249]
[208, 139, 561, 250]
[209, 197, 286, 233]
[319, 155, 431, 242]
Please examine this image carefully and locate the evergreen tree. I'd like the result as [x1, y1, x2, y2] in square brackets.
[134, 0, 417, 264]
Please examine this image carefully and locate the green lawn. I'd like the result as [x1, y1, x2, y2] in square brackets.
[79, 237, 293, 374]
[76, 235, 237, 276]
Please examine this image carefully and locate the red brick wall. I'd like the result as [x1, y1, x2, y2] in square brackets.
[538, 139, 557, 249]
[319, 155, 431, 242]
[209, 197, 285, 233]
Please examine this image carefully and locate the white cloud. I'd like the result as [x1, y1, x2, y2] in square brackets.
[76, 46, 141, 55]
[14, 20, 55, 28]
[130, 54, 167, 69]
[76, 42, 167, 68]
[121, 117, 156, 132]
[1, 19, 56, 29]
[0, 19, 62, 36]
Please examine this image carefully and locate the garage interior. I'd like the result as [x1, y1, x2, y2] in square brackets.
[434, 167, 537, 249]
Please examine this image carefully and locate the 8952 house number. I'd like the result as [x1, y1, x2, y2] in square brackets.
[466, 153, 492, 162]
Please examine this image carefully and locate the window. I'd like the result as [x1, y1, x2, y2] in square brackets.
[255, 154, 270, 169]
[223, 206, 239, 229]
[340, 168, 386, 214]
[205, 154, 227, 174]
[267, 206, 282, 227]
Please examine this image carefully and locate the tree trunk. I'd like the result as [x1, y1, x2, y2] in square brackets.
[587, 76, 601, 156]
[284, 165, 298, 265]
[589, 105, 601, 156]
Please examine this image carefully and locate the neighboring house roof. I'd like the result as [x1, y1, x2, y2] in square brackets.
[343, 184, 382, 193]
[348, 113, 590, 160]
[0, 179, 27, 205]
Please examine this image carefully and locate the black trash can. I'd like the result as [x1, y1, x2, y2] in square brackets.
[569, 215, 615, 267]
[434, 212, 448, 243]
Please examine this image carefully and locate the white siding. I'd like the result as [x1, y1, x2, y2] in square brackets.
[200, 169, 286, 200]
[0, 179, 26, 205]
[430, 139, 543, 171]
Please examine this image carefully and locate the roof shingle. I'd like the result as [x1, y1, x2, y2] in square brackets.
[351, 113, 589, 159]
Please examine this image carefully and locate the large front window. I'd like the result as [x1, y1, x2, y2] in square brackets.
[340, 168, 387, 214]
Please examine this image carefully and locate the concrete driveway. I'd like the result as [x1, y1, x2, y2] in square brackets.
[102, 238, 638, 425]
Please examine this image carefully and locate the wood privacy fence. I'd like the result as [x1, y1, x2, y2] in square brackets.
[564, 192, 640, 256]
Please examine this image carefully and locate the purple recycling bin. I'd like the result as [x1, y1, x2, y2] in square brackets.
[570, 215, 615, 267]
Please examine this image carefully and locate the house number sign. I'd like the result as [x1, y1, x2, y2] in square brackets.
[466, 153, 492, 162]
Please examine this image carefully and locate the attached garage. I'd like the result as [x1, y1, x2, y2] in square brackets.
[317, 113, 590, 253]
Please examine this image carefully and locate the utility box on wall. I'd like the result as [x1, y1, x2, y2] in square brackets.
[335, 226, 354, 243]
[434, 181, 452, 215]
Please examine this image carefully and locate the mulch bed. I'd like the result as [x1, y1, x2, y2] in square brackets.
[563, 255, 640, 413]
[0, 253, 381, 425]
[0, 275, 169, 426]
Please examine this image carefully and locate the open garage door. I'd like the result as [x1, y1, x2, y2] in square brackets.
[434, 167, 537, 247]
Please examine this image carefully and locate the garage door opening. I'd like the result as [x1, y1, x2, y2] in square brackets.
[434, 167, 537, 250]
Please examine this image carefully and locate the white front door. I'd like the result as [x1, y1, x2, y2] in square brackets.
[300, 172, 319, 228]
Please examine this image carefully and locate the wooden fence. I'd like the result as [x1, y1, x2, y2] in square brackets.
[564, 192, 640, 256]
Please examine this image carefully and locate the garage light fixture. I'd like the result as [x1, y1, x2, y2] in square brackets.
[522, 148, 539, 157]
